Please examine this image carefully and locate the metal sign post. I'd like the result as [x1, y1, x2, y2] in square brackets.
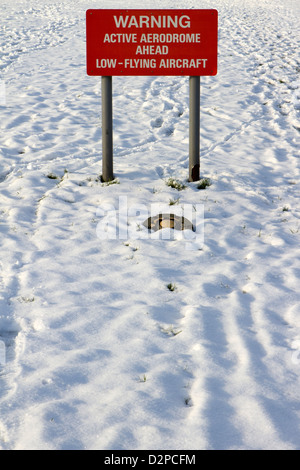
[102, 76, 113, 182]
[189, 76, 200, 182]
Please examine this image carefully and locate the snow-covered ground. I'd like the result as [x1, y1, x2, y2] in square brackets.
[0, 0, 299, 450]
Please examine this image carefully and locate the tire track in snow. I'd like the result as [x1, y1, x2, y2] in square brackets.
[176, 1, 300, 449]
[181, 260, 300, 449]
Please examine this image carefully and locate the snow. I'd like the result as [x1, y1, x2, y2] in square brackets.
[0, 0, 299, 450]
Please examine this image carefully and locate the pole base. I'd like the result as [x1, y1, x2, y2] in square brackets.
[189, 164, 200, 182]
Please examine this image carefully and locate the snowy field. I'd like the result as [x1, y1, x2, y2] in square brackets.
[0, 0, 300, 450]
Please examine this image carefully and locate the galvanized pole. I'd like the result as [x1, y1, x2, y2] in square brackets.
[101, 76, 114, 182]
[189, 76, 200, 182]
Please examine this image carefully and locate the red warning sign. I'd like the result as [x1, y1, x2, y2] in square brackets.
[86, 9, 218, 76]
